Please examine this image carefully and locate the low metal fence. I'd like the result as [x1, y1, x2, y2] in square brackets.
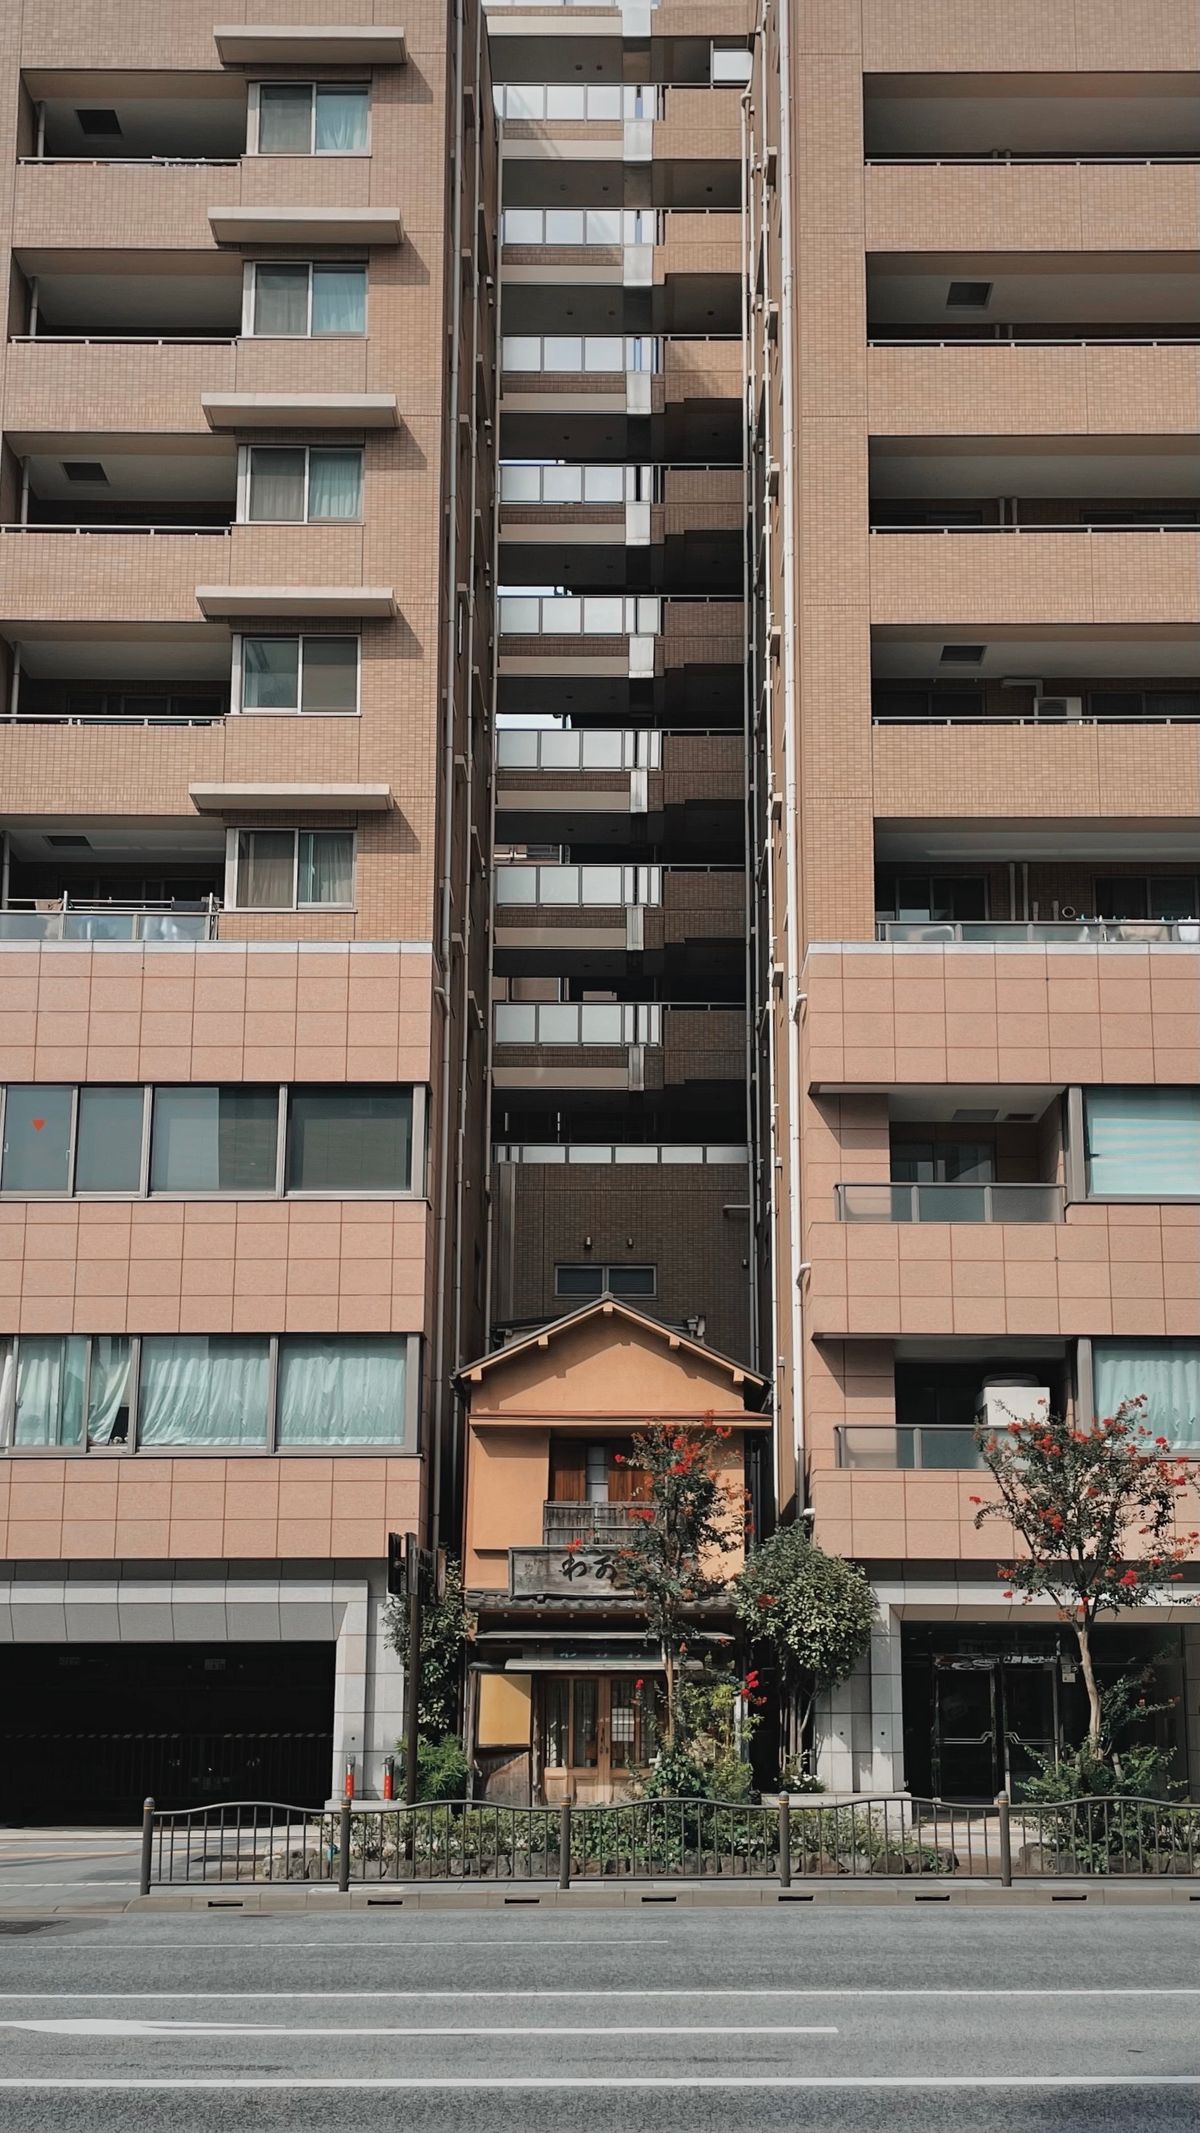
[138, 1792, 1200, 1892]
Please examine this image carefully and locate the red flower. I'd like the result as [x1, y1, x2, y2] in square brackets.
[564, 1538, 584, 1554]
[1119, 1569, 1139, 1587]
[634, 1678, 644, 1690]
[1001, 1589, 1014, 1599]
[968, 1495, 982, 1505]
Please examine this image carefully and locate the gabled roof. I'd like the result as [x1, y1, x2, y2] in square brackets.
[456, 1293, 769, 1405]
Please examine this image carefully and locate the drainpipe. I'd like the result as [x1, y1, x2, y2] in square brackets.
[19, 462, 30, 528]
[431, 0, 470, 1561]
[7, 646, 20, 720]
[739, 87, 757, 1376]
[774, 0, 806, 1505]
[1, 832, 10, 910]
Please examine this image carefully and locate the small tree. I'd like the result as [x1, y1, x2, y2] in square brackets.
[613, 1420, 741, 1745]
[972, 1400, 1197, 1753]
[733, 1524, 875, 1778]
[384, 1555, 473, 1742]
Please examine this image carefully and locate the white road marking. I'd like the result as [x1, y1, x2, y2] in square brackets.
[0, 2019, 838, 2038]
[1, 1986, 1198, 2001]
[0, 2076, 1197, 2092]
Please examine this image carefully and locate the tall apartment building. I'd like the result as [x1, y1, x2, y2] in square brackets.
[1, 0, 1197, 1817]
[751, 0, 1200, 1797]
[0, 1, 496, 1814]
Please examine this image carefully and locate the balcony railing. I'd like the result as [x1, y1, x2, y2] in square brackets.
[0, 899, 220, 944]
[501, 334, 660, 374]
[835, 1181, 1065, 1224]
[495, 863, 661, 908]
[542, 1501, 646, 1547]
[500, 464, 655, 505]
[876, 919, 1200, 946]
[868, 331, 1200, 348]
[502, 208, 659, 245]
[834, 1425, 986, 1471]
[494, 1142, 749, 1164]
[865, 153, 1200, 167]
[494, 1002, 661, 1044]
[0, 523, 233, 538]
[495, 84, 660, 120]
[499, 594, 661, 636]
[496, 728, 661, 770]
[870, 519, 1199, 535]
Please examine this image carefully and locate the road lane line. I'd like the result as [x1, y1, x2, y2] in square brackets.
[1, 2019, 839, 2038]
[1, 1986, 1198, 2000]
[0, 2076, 1198, 2091]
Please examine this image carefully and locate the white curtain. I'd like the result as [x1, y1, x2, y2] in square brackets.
[1094, 1341, 1200, 1451]
[1086, 1089, 1200, 1196]
[248, 450, 305, 522]
[277, 1337, 407, 1445]
[308, 450, 362, 521]
[315, 88, 368, 152]
[14, 1338, 85, 1448]
[253, 265, 309, 336]
[0, 1347, 14, 1442]
[312, 267, 366, 335]
[237, 830, 296, 910]
[138, 1337, 270, 1447]
[87, 1337, 133, 1445]
[258, 84, 312, 153]
[298, 832, 353, 906]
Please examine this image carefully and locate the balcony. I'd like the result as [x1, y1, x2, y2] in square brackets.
[864, 162, 1200, 257]
[496, 728, 660, 772]
[542, 1500, 645, 1547]
[0, 898, 218, 945]
[495, 1002, 661, 1045]
[835, 1181, 1064, 1224]
[876, 920, 1200, 947]
[867, 341, 1200, 439]
[835, 1424, 984, 1471]
[868, 528, 1200, 627]
[494, 1141, 749, 1164]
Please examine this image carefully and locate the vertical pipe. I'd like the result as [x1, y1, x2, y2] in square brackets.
[0, 831, 10, 910]
[778, 1795, 791, 1887]
[558, 1800, 571, 1891]
[404, 1570, 423, 1808]
[28, 278, 39, 338]
[338, 1797, 352, 1894]
[18, 462, 29, 528]
[997, 1792, 1012, 1888]
[8, 646, 21, 721]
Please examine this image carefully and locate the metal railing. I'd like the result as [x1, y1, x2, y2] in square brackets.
[500, 463, 655, 504]
[494, 1141, 750, 1164]
[495, 862, 661, 907]
[835, 1181, 1065, 1224]
[502, 207, 659, 245]
[496, 728, 661, 769]
[869, 332, 1200, 348]
[0, 898, 220, 944]
[542, 1500, 645, 1546]
[835, 1423, 988, 1470]
[499, 594, 661, 635]
[10, 333, 240, 346]
[0, 522, 233, 537]
[870, 519, 1199, 535]
[876, 918, 1200, 945]
[501, 333, 661, 374]
[19, 154, 241, 167]
[874, 706, 1200, 727]
[137, 1793, 1200, 1890]
[493, 1001, 661, 1044]
[865, 153, 1200, 167]
[495, 84, 660, 120]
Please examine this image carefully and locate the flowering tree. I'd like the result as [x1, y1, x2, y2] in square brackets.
[733, 1523, 875, 1777]
[972, 1399, 1197, 1751]
[614, 1419, 741, 1744]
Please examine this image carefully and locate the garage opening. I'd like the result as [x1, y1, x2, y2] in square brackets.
[0, 1643, 336, 1822]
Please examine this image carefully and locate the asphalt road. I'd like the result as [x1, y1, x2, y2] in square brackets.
[0, 1905, 1196, 2131]
[0, 1832, 144, 1910]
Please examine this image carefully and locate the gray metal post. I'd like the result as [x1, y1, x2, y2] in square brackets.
[778, 1795, 791, 1888]
[338, 1797, 352, 1895]
[139, 1798, 155, 1897]
[996, 1792, 1012, 1888]
[558, 1800, 571, 1892]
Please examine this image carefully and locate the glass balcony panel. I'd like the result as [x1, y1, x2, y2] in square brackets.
[919, 1426, 986, 1469]
[920, 1182, 988, 1222]
[540, 731, 582, 766]
[506, 85, 544, 118]
[499, 597, 541, 634]
[566, 1145, 613, 1164]
[585, 209, 622, 244]
[544, 335, 583, 370]
[580, 731, 622, 767]
[496, 730, 538, 766]
[500, 466, 541, 501]
[538, 1004, 579, 1043]
[585, 336, 623, 371]
[545, 209, 585, 244]
[543, 598, 582, 634]
[543, 466, 582, 503]
[615, 1146, 661, 1163]
[584, 597, 623, 635]
[504, 208, 544, 243]
[588, 86, 621, 118]
[583, 467, 624, 503]
[502, 335, 542, 370]
[494, 869, 538, 906]
[579, 1004, 621, 1043]
[494, 1003, 536, 1042]
[539, 867, 580, 905]
[545, 86, 585, 118]
[660, 1145, 705, 1164]
[990, 1185, 1061, 1223]
[584, 866, 623, 903]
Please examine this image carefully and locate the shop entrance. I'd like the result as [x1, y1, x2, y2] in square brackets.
[931, 1656, 1058, 1799]
[536, 1673, 659, 1802]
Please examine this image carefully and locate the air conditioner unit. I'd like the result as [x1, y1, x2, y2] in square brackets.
[1034, 694, 1083, 721]
[976, 1378, 1050, 1433]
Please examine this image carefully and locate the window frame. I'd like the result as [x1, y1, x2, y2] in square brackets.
[242, 260, 369, 339]
[225, 827, 357, 913]
[231, 632, 362, 715]
[0, 1084, 425, 1204]
[554, 1263, 657, 1299]
[236, 445, 365, 527]
[0, 1331, 421, 1459]
[246, 79, 372, 158]
[1081, 1085, 1200, 1203]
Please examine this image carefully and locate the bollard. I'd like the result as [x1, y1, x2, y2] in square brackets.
[996, 1791, 1012, 1889]
[338, 1795, 352, 1895]
[558, 1800, 572, 1892]
[383, 1755, 395, 1802]
[139, 1797, 155, 1898]
[344, 1754, 356, 1801]
[778, 1795, 791, 1889]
